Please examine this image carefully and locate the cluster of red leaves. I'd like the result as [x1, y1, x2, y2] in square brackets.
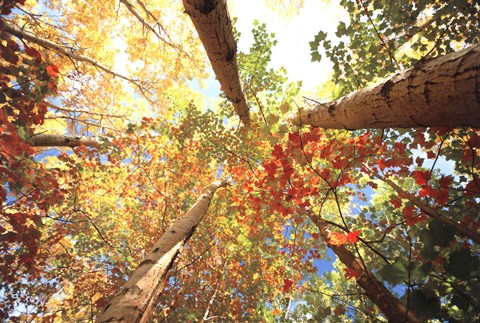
[0, 16, 64, 290]
[329, 230, 361, 246]
[0, 0, 26, 15]
[410, 170, 451, 206]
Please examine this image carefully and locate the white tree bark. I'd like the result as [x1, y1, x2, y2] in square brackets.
[31, 134, 100, 147]
[291, 44, 480, 129]
[183, 0, 250, 125]
[97, 179, 228, 323]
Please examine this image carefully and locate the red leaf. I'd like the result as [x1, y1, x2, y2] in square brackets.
[426, 151, 436, 159]
[419, 185, 435, 198]
[333, 305, 345, 315]
[390, 196, 402, 208]
[465, 179, 480, 196]
[412, 170, 431, 185]
[263, 161, 277, 177]
[272, 145, 284, 159]
[439, 176, 452, 189]
[46, 64, 60, 78]
[303, 129, 320, 143]
[434, 189, 449, 206]
[347, 230, 361, 243]
[344, 267, 361, 280]
[468, 133, 480, 148]
[288, 132, 301, 147]
[282, 279, 294, 293]
[403, 205, 415, 225]
[25, 45, 42, 62]
[377, 157, 387, 171]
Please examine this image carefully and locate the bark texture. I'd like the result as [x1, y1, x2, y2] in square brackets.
[183, 0, 250, 125]
[291, 44, 480, 129]
[303, 209, 421, 323]
[31, 134, 100, 147]
[97, 179, 228, 323]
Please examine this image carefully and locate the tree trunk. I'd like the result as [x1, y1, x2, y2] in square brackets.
[182, 0, 250, 125]
[97, 179, 228, 323]
[303, 209, 421, 323]
[31, 134, 100, 147]
[291, 44, 480, 129]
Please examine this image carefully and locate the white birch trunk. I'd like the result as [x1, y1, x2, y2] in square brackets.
[97, 179, 228, 323]
[291, 44, 480, 129]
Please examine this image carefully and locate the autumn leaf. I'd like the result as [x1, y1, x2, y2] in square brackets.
[282, 278, 294, 293]
[439, 176, 452, 189]
[329, 232, 348, 245]
[46, 64, 60, 78]
[390, 196, 402, 208]
[329, 230, 360, 245]
[434, 189, 449, 206]
[25, 45, 42, 62]
[347, 230, 361, 243]
[412, 170, 431, 186]
[344, 267, 360, 280]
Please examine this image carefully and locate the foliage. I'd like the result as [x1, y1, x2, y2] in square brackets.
[309, 0, 480, 97]
[0, 0, 479, 322]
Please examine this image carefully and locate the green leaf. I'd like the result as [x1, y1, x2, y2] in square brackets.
[313, 31, 327, 43]
[418, 229, 437, 261]
[379, 258, 408, 286]
[309, 40, 319, 51]
[428, 218, 455, 247]
[408, 289, 442, 320]
[447, 249, 479, 280]
[311, 51, 322, 62]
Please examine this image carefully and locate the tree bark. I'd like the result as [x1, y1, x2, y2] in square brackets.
[97, 179, 228, 323]
[182, 0, 250, 125]
[291, 44, 480, 129]
[31, 134, 100, 147]
[303, 209, 421, 323]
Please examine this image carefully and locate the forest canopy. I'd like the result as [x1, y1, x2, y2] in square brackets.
[0, 0, 479, 321]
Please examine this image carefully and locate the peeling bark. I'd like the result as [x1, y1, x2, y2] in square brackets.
[31, 134, 100, 147]
[291, 44, 480, 129]
[303, 209, 421, 323]
[97, 179, 228, 323]
[182, 0, 250, 125]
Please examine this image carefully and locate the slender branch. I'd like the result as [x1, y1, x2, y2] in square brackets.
[2, 21, 145, 90]
[48, 102, 127, 118]
[372, 171, 480, 244]
[119, 0, 183, 54]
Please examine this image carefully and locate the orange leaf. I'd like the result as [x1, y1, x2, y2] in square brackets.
[347, 230, 361, 243]
[46, 64, 60, 78]
[329, 232, 348, 245]
[343, 267, 360, 280]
